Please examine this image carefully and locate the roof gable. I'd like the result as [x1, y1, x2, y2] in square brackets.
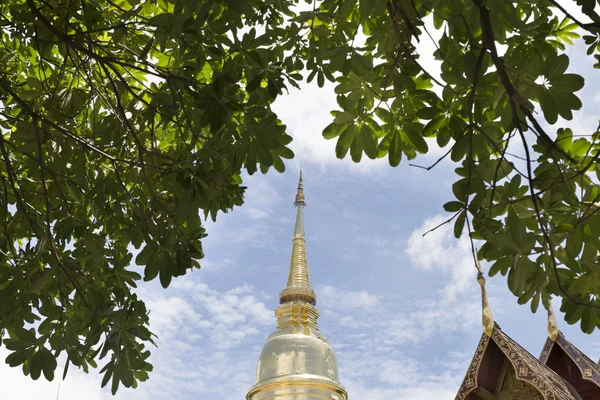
[456, 326, 581, 400]
[540, 332, 600, 390]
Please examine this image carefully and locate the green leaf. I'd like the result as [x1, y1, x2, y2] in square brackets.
[489, 256, 513, 277]
[334, 111, 355, 124]
[487, 234, 521, 254]
[101, 363, 113, 388]
[20, 90, 42, 101]
[5, 347, 34, 367]
[454, 211, 466, 238]
[25, 268, 54, 294]
[112, 370, 120, 395]
[361, 124, 378, 159]
[550, 74, 584, 92]
[518, 288, 535, 305]
[350, 128, 364, 162]
[159, 268, 172, 288]
[544, 54, 569, 78]
[530, 292, 540, 313]
[323, 122, 343, 139]
[423, 116, 446, 137]
[335, 124, 356, 159]
[443, 201, 464, 212]
[581, 306, 597, 334]
[388, 130, 402, 167]
[416, 107, 440, 120]
[40, 347, 57, 381]
[404, 127, 428, 154]
[30, 350, 43, 380]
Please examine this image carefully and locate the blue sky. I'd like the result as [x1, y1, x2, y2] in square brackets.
[2, 9, 600, 400]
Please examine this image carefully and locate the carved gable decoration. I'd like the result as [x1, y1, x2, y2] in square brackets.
[540, 332, 600, 388]
[456, 327, 581, 400]
[496, 359, 542, 400]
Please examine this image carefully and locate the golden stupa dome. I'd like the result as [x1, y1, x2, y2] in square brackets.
[246, 171, 347, 400]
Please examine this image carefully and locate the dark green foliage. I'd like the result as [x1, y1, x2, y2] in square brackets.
[304, 0, 600, 338]
[2, 0, 600, 393]
[0, 0, 296, 393]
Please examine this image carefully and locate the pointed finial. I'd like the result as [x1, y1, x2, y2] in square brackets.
[476, 258, 494, 337]
[547, 301, 559, 342]
[280, 169, 316, 305]
[295, 169, 306, 207]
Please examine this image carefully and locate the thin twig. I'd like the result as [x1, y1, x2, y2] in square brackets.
[546, 0, 600, 33]
[422, 211, 461, 237]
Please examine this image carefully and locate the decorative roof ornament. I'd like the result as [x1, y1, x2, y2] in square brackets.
[476, 258, 494, 337]
[547, 301, 559, 342]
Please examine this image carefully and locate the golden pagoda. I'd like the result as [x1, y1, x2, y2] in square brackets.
[246, 171, 348, 400]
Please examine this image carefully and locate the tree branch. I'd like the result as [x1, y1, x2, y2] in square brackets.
[473, 0, 576, 164]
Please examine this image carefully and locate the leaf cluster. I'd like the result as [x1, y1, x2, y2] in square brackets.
[300, 0, 600, 335]
[0, 0, 299, 392]
[3, 0, 600, 393]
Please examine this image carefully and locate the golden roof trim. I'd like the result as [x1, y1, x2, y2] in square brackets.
[456, 325, 582, 400]
[540, 331, 600, 387]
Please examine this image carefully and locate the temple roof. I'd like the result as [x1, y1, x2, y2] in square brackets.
[455, 325, 582, 400]
[540, 331, 600, 387]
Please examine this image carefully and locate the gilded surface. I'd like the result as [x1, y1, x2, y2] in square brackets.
[455, 333, 491, 400]
[492, 328, 579, 400]
[276, 303, 319, 331]
[539, 338, 554, 364]
[477, 272, 494, 337]
[247, 172, 347, 400]
[547, 305, 560, 342]
[247, 376, 348, 400]
[496, 359, 543, 400]
[455, 327, 580, 400]
[279, 172, 316, 305]
[540, 332, 600, 387]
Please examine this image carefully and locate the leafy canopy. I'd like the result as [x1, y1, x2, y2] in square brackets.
[309, 0, 600, 340]
[1, 0, 600, 394]
[1, 0, 297, 393]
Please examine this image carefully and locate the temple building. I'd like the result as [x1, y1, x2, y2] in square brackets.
[455, 263, 600, 400]
[246, 171, 348, 400]
[540, 310, 600, 400]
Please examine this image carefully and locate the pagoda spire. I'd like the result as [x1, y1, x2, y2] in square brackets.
[246, 168, 347, 400]
[476, 259, 494, 337]
[279, 170, 317, 305]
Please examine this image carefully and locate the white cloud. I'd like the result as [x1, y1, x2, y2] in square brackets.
[272, 82, 393, 173]
[338, 336, 467, 400]
[319, 285, 381, 311]
[342, 206, 368, 222]
[241, 176, 283, 220]
[198, 257, 234, 273]
[0, 355, 111, 400]
[406, 214, 476, 301]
